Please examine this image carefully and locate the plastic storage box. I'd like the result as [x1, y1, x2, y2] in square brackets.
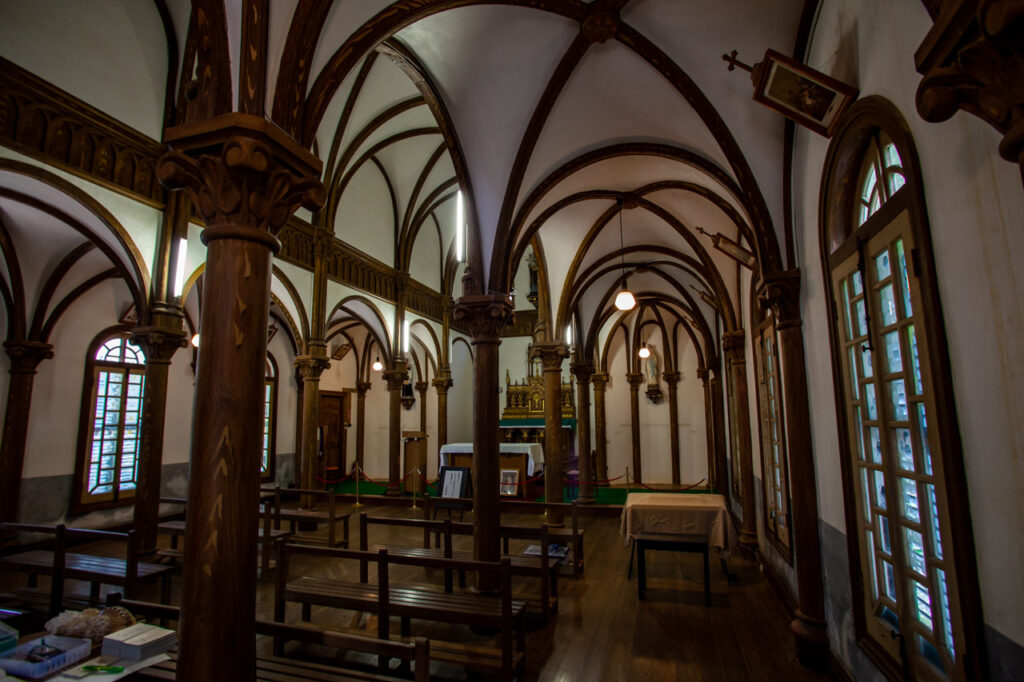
[0, 635, 91, 679]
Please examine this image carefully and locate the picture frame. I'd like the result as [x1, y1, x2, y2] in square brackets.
[438, 466, 470, 499]
[499, 469, 519, 496]
[752, 49, 858, 137]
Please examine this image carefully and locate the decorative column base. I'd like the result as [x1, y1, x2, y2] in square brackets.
[791, 611, 829, 670]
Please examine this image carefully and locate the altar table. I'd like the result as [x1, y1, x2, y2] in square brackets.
[439, 442, 545, 475]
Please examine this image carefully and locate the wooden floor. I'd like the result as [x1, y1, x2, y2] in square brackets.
[1, 503, 834, 681]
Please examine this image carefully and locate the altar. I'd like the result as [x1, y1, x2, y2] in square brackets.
[438, 442, 545, 498]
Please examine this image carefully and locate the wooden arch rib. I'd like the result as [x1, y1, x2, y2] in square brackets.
[271, 0, 334, 138]
[269, 294, 302, 357]
[399, 181, 458, 273]
[409, 318, 441, 367]
[326, 295, 394, 364]
[271, 265, 311, 345]
[0, 212, 27, 339]
[0, 164, 149, 322]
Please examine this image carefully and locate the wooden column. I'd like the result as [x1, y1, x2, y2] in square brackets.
[431, 369, 452, 447]
[452, 294, 513, 582]
[416, 380, 429, 432]
[723, 331, 757, 556]
[663, 370, 682, 486]
[761, 270, 828, 666]
[533, 342, 569, 523]
[709, 362, 728, 494]
[382, 364, 407, 496]
[698, 367, 716, 490]
[354, 380, 371, 470]
[571, 362, 595, 504]
[295, 347, 330, 504]
[0, 341, 53, 523]
[157, 114, 324, 681]
[130, 321, 187, 555]
[591, 371, 609, 483]
[626, 372, 645, 485]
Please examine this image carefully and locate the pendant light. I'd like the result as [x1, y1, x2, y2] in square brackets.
[372, 356, 383, 372]
[614, 199, 636, 311]
[638, 341, 650, 359]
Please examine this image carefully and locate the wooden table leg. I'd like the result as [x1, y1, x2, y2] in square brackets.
[637, 539, 647, 599]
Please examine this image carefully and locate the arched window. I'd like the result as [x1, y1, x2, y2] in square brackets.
[262, 355, 277, 479]
[754, 312, 790, 554]
[75, 331, 146, 508]
[821, 98, 985, 681]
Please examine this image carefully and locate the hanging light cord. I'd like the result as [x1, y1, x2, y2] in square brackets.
[618, 200, 627, 285]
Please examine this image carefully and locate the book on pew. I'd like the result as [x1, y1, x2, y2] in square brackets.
[522, 544, 569, 563]
[101, 623, 176, 661]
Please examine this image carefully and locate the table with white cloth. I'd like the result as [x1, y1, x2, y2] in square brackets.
[438, 442, 545, 475]
[619, 492, 734, 603]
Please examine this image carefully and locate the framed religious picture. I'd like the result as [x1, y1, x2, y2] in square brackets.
[752, 49, 857, 137]
[499, 469, 519, 496]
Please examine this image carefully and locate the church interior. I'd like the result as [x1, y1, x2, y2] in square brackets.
[0, 1, 1022, 680]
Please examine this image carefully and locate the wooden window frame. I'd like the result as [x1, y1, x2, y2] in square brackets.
[262, 354, 278, 481]
[754, 314, 792, 560]
[819, 96, 987, 681]
[71, 326, 146, 514]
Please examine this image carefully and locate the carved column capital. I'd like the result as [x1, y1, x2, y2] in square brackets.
[625, 372, 645, 387]
[157, 114, 325, 246]
[294, 354, 330, 381]
[722, 330, 746, 363]
[759, 269, 802, 329]
[663, 370, 681, 385]
[382, 365, 409, 392]
[591, 371, 609, 391]
[431, 375, 453, 393]
[356, 380, 372, 394]
[414, 381, 429, 395]
[915, 0, 1024, 168]
[3, 340, 54, 373]
[697, 366, 710, 384]
[531, 341, 570, 371]
[452, 294, 514, 344]
[570, 361, 595, 383]
[131, 325, 188, 364]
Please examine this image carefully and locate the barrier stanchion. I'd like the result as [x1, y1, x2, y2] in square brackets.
[353, 462, 364, 509]
[410, 468, 421, 511]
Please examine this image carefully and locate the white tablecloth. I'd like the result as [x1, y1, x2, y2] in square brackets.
[439, 442, 545, 475]
[619, 493, 732, 555]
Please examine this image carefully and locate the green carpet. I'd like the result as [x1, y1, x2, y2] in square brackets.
[331, 479, 717, 506]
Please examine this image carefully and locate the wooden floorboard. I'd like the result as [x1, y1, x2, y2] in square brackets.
[0, 502, 834, 681]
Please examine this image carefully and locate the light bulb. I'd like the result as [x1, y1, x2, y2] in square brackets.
[638, 343, 650, 359]
[191, 333, 200, 348]
[372, 357, 383, 372]
[614, 283, 636, 311]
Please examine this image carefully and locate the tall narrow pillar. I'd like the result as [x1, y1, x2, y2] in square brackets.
[295, 347, 330, 504]
[591, 371, 609, 483]
[452, 294, 513, 579]
[0, 341, 53, 523]
[432, 369, 452, 447]
[762, 270, 828, 666]
[571, 362, 594, 504]
[157, 114, 324, 680]
[416, 380, 428, 432]
[709, 362, 728, 494]
[354, 380, 371, 470]
[723, 331, 757, 555]
[663, 370, 682, 486]
[382, 364, 407, 496]
[533, 342, 569, 523]
[131, 321, 187, 555]
[626, 372, 645, 485]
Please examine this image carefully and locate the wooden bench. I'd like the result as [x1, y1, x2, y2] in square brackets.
[104, 593, 429, 681]
[156, 496, 292, 577]
[0, 523, 174, 615]
[358, 513, 559, 621]
[276, 542, 527, 681]
[263, 486, 351, 548]
[500, 499, 585, 577]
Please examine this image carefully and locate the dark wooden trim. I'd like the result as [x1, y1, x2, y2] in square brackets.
[0, 211, 27, 339]
[182, 0, 233, 124]
[271, 0, 337, 141]
[151, 0, 180, 132]
[759, 548, 798, 615]
[0, 57, 166, 207]
[238, 0, 270, 116]
[29, 242, 96, 339]
[39, 269, 121, 344]
[818, 95, 989, 682]
[264, 353, 279, 482]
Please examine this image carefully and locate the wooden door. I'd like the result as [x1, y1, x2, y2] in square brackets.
[319, 391, 347, 477]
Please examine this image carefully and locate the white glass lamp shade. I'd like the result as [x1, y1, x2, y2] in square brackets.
[614, 284, 636, 311]
[372, 357, 383, 372]
[638, 343, 651, 359]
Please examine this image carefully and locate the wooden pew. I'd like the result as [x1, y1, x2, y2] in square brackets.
[499, 499, 585, 577]
[263, 486, 351, 548]
[0, 523, 174, 615]
[276, 542, 527, 681]
[104, 593, 429, 681]
[156, 495, 292, 577]
[359, 513, 558, 620]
